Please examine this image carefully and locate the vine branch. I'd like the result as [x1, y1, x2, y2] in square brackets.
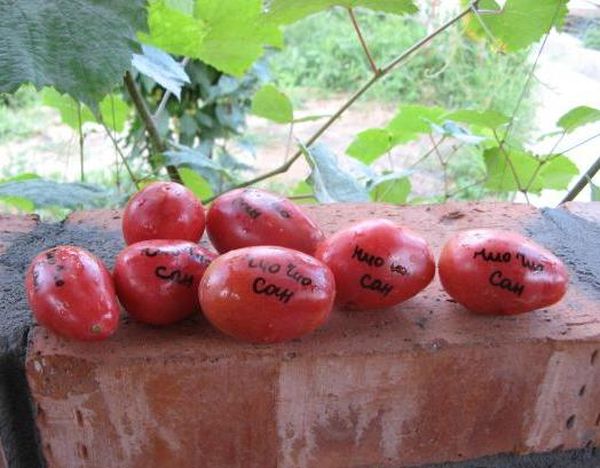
[204, 0, 480, 203]
[348, 8, 379, 75]
[561, 155, 600, 203]
[124, 71, 182, 184]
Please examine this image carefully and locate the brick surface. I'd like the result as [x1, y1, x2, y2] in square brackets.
[23, 202, 600, 467]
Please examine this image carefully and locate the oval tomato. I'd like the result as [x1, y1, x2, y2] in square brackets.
[122, 181, 205, 245]
[199, 246, 335, 343]
[206, 188, 324, 255]
[114, 240, 216, 325]
[315, 219, 435, 310]
[438, 229, 569, 315]
[25, 246, 120, 341]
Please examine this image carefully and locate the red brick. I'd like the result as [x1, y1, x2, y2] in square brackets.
[26, 203, 600, 467]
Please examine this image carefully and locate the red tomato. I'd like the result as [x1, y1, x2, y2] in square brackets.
[206, 188, 324, 255]
[315, 219, 435, 310]
[114, 240, 216, 325]
[438, 229, 569, 315]
[25, 246, 120, 341]
[122, 181, 205, 245]
[199, 246, 335, 343]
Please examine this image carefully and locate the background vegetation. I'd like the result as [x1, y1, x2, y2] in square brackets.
[0, 0, 599, 218]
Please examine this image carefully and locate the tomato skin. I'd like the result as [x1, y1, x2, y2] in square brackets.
[438, 229, 569, 315]
[199, 246, 335, 343]
[25, 246, 120, 341]
[206, 188, 324, 255]
[122, 182, 206, 245]
[114, 240, 216, 325]
[315, 219, 434, 311]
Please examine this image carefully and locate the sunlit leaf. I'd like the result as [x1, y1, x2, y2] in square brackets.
[179, 167, 214, 200]
[346, 129, 393, 164]
[251, 85, 294, 124]
[445, 109, 510, 130]
[370, 174, 411, 203]
[557, 106, 600, 133]
[0, 179, 108, 209]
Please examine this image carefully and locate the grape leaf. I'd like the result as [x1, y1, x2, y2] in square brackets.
[346, 129, 393, 164]
[42, 88, 130, 132]
[386, 105, 447, 144]
[0, 179, 108, 209]
[370, 175, 411, 203]
[0, 196, 35, 213]
[484, 148, 578, 193]
[268, 0, 418, 25]
[251, 85, 294, 124]
[132, 45, 191, 100]
[466, 0, 568, 52]
[301, 143, 370, 203]
[0, 0, 147, 110]
[484, 147, 540, 192]
[142, 0, 282, 77]
[557, 106, 600, 133]
[537, 155, 579, 190]
[139, 0, 207, 58]
[179, 167, 213, 200]
[445, 109, 510, 130]
[162, 145, 231, 190]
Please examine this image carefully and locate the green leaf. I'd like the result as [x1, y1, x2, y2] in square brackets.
[370, 176, 411, 204]
[163, 145, 231, 190]
[484, 147, 541, 192]
[301, 143, 370, 203]
[0, 173, 41, 183]
[132, 45, 191, 100]
[537, 155, 579, 190]
[484, 148, 578, 193]
[591, 180, 600, 202]
[466, 0, 568, 52]
[139, 0, 207, 58]
[0, 179, 108, 209]
[0, 196, 35, 213]
[346, 129, 393, 164]
[142, 0, 283, 77]
[557, 106, 600, 133]
[42, 88, 130, 132]
[179, 167, 213, 200]
[0, 0, 146, 110]
[268, 0, 418, 25]
[289, 181, 317, 204]
[251, 85, 294, 124]
[386, 105, 447, 144]
[432, 121, 486, 145]
[445, 109, 510, 130]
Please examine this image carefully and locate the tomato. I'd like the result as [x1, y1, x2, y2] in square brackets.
[206, 188, 324, 255]
[114, 240, 216, 325]
[314, 219, 435, 310]
[438, 229, 569, 315]
[25, 246, 120, 341]
[122, 181, 205, 245]
[199, 246, 335, 343]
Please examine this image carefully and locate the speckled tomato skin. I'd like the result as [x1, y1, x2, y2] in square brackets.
[206, 188, 324, 255]
[25, 246, 120, 341]
[438, 229, 569, 315]
[315, 219, 435, 311]
[122, 182, 205, 245]
[114, 240, 217, 325]
[199, 246, 335, 343]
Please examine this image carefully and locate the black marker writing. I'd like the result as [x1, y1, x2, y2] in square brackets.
[516, 253, 544, 272]
[360, 274, 393, 296]
[286, 263, 312, 286]
[252, 277, 294, 303]
[155, 266, 194, 287]
[473, 248, 511, 263]
[489, 270, 524, 296]
[352, 245, 384, 267]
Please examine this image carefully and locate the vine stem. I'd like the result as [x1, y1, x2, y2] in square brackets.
[203, 0, 480, 203]
[348, 8, 380, 75]
[123, 71, 182, 184]
[561, 155, 600, 203]
[154, 57, 190, 121]
[100, 121, 141, 190]
[77, 102, 85, 182]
